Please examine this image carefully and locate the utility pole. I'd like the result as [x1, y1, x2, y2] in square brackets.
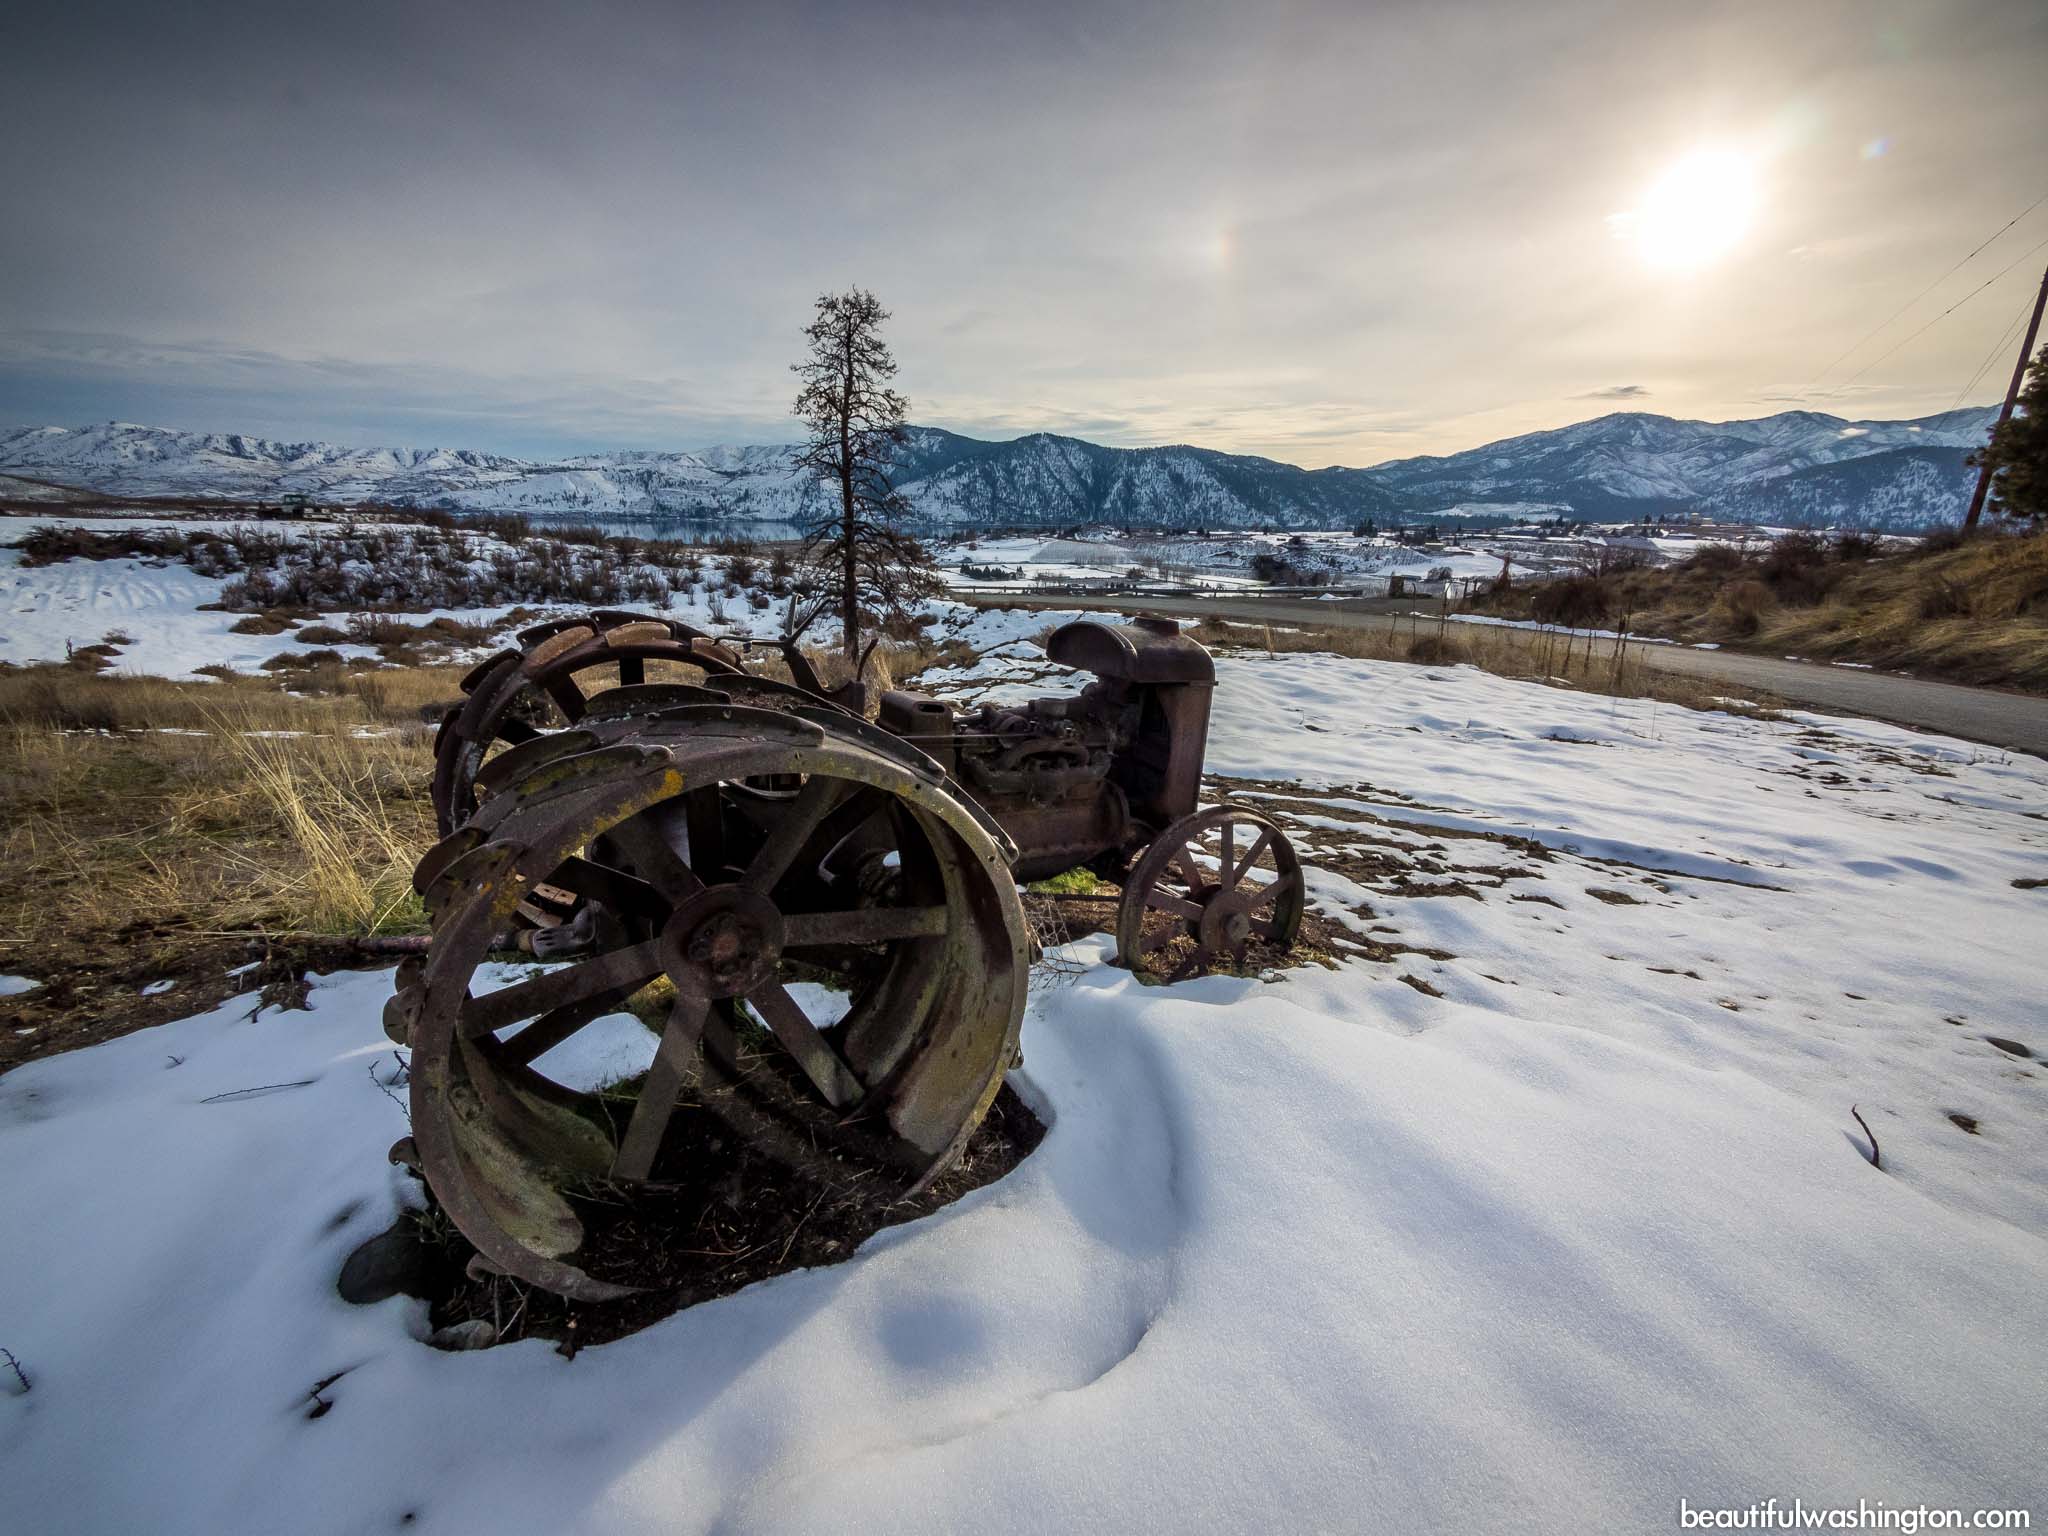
[1964, 263, 2048, 529]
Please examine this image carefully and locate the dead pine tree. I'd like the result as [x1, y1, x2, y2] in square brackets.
[789, 288, 942, 660]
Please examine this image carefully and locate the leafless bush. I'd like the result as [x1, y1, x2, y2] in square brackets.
[1918, 574, 1973, 619]
[1683, 542, 1747, 574]
[1711, 578, 1773, 636]
[1760, 531, 1836, 603]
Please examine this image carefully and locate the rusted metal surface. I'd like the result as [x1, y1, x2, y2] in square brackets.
[399, 608, 1303, 1301]
[1114, 805, 1306, 983]
[405, 702, 1030, 1300]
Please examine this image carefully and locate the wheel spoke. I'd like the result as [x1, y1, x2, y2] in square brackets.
[460, 939, 662, 1037]
[1172, 843, 1206, 895]
[782, 905, 948, 946]
[548, 855, 664, 916]
[542, 672, 587, 722]
[683, 786, 727, 881]
[495, 717, 540, 746]
[611, 991, 710, 1181]
[739, 775, 847, 897]
[1217, 819, 1236, 886]
[1247, 868, 1304, 913]
[1231, 830, 1274, 888]
[607, 804, 705, 906]
[1138, 918, 1181, 954]
[1145, 888, 1204, 922]
[802, 786, 890, 882]
[747, 982, 862, 1108]
[501, 990, 629, 1066]
[619, 655, 645, 687]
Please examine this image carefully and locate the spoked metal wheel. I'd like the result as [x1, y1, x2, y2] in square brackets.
[431, 610, 866, 837]
[431, 611, 752, 835]
[393, 704, 1030, 1301]
[1115, 805, 1305, 983]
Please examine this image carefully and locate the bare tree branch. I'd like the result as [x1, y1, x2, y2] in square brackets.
[790, 288, 942, 657]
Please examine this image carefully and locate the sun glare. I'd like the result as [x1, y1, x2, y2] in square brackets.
[1627, 149, 1757, 269]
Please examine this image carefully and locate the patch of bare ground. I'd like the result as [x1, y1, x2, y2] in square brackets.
[0, 938, 421, 1074]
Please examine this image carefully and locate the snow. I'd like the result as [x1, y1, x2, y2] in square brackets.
[0, 518, 1084, 681]
[3, 627, 2047, 1532]
[0, 975, 37, 997]
[922, 603, 1088, 654]
[0, 519, 779, 679]
[0, 539, 538, 680]
[1, 542, 287, 676]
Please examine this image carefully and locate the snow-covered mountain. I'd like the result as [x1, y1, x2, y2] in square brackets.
[0, 407, 2001, 530]
[1365, 408, 1995, 528]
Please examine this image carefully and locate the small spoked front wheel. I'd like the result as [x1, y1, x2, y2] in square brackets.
[1115, 805, 1305, 983]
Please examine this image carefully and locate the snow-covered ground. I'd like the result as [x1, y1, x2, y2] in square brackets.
[3, 650, 2045, 1534]
[938, 531, 1541, 593]
[0, 517, 1086, 679]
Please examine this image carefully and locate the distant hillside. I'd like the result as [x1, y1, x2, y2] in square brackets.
[0, 406, 1999, 531]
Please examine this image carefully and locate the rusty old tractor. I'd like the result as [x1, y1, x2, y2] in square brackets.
[389, 608, 1304, 1300]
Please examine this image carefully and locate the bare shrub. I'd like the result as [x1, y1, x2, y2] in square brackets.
[1918, 574, 1973, 620]
[1684, 542, 1747, 574]
[1404, 633, 1467, 665]
[1530, 575, 1610, 630]
[1711, 579, 1773, 636]
[1760, 531, 1835, 603]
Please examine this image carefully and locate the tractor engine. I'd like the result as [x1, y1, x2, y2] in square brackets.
[877, 616, 1215, 882]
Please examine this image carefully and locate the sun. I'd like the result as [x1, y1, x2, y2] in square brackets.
[1626, 149, 1757, 269]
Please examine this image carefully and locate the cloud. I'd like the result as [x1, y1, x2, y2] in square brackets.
[0, 330, 796, 456]
[1577, 384, 1652, 401]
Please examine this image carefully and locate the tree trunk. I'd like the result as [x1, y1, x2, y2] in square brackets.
[840, 329, 859, 657]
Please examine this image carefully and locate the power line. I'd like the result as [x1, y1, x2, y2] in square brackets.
[1816, 233, 2048, 402]
[1949, 296, 2034, 412]
[1798, 189, 2047, 397]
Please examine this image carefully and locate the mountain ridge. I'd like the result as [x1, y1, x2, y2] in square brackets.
[0, 407, 2000, 532]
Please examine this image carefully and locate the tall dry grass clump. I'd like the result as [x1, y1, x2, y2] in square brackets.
[214, 713, 426, 933]
[0, 666, 441, 955]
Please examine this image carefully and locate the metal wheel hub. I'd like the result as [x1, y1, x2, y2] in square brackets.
[1115, 803, 1307, 983]
[1200, 896, 1256, 952]
[659, 886, 785, 999]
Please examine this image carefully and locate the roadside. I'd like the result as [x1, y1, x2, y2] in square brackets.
[967, 590, 2048, 759]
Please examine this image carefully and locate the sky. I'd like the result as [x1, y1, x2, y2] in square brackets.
[2, 0, 2044, 466]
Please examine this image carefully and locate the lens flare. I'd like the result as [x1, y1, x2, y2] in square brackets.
[1626, 150, 1758, 269]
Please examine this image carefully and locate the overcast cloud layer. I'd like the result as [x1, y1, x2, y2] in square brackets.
[3, 0, 2044, 463]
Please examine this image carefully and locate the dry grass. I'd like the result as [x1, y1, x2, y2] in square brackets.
[1472, 528, 2048, 692]
[1756, 533, 2048, 689]
[0, 666, 443, 958]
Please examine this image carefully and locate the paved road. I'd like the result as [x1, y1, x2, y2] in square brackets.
[972, 591, 2048, 759]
